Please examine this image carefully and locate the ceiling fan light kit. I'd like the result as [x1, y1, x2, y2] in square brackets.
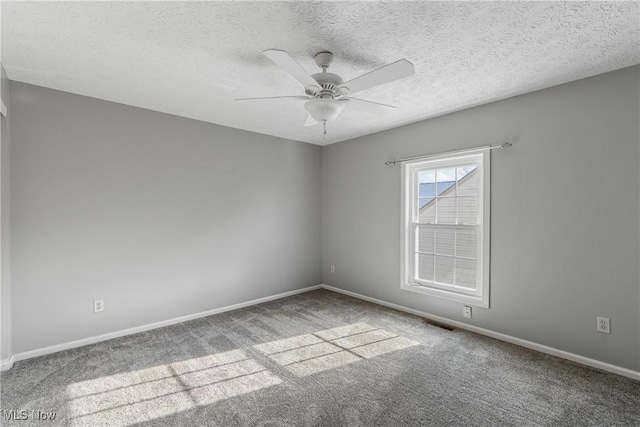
[304, 98, 346, 123]
[237, 48, 415, 142]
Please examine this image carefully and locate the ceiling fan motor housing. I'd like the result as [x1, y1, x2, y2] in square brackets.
[312, 72, 344, 97]
[310, 51, 348, 98]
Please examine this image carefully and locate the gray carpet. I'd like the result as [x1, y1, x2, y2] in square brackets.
[1, 289, 639, 426]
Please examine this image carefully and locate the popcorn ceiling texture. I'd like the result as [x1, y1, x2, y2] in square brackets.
[3, 1, 639, 144]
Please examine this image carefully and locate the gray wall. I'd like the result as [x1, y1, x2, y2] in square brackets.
[1, 66, 11, 361]
[6, 66, 640, 372]
[10, 82, 322, 354]
[322, 66, 640, 371]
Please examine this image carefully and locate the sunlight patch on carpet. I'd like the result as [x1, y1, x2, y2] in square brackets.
[255, 323, 419, 376]
[66, 349, 282, 426]
[64, 323, 419, 425]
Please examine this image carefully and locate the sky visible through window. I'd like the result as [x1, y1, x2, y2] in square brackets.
[418, 166, 476, 208]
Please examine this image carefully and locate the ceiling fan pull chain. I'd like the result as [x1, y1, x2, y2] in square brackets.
[323, 120, 327, 143]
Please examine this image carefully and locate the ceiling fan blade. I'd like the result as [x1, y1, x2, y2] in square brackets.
[345, 97, 397, 114]
[235, 96, 309, 101]
[342, 59, 414, 94]
[263, 49, 318, 88]
[304, 114, 319, 127]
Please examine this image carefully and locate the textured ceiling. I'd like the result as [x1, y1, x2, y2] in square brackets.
[2, 1, 639, 145]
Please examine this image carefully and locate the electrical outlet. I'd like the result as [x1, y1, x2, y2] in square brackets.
[330, 265, 335, 273]
[597, 317, 610, 334]
[94, 300, 104, 313]
[463, 306, 472, 319]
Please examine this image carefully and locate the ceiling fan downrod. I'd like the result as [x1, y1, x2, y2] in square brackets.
[315, 51, 334, 72]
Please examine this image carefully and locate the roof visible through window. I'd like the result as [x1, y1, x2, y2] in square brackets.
[418, 166, 476, 208]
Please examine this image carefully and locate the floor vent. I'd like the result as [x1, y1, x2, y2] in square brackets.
[423, 319, 455, 331]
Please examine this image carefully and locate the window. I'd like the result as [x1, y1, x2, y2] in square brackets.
[400, 150, 490, 308]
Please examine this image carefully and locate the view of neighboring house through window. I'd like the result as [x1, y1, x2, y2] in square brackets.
[400, 151, 490, 307]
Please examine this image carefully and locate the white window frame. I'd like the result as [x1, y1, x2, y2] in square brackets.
[400, 150, 490, 308]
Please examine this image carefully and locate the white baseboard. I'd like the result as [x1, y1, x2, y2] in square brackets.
[0, 355, 14, 371]
[320, 284, 640, 381]
[3, 285, 322, 370]
[4, 283, 639, 381]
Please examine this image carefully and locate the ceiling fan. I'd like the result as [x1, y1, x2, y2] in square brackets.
[237, 49, 414, 140]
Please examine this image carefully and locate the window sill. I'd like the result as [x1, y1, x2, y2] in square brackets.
[401, 282, 489, 308]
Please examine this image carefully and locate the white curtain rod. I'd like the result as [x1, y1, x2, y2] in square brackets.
[384, 141, 512, 166]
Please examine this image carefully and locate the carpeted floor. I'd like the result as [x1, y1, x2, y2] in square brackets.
[1, 289, 639, 426]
